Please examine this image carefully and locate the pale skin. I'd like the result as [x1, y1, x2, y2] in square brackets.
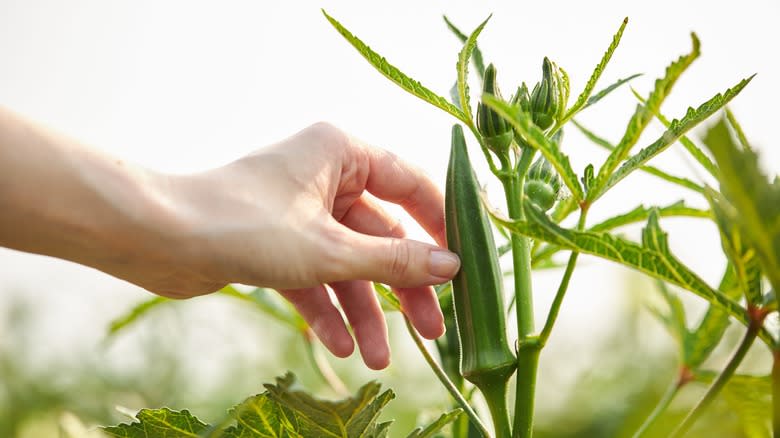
[0, 106, 460, 370]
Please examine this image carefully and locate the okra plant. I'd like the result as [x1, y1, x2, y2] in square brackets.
[103, 11, 779, 438]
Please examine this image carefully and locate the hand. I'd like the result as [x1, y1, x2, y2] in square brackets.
[153, 123, 458, 369]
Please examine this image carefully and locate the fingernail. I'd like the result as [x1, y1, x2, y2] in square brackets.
[428, 250, 460, 278]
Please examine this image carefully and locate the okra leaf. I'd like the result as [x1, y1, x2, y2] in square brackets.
[683, 265, 738, 368]
[573, 120, 705, 194]
[590, 33, 701, 201]
[703, 116, 780, 308]
[589, 200, 710, 233]
[443, 16, 486, 80]
[457, 16, 491, 122]
[489, 204, 772, 345]
[705, 189, 763, 305]
[581, 73, 643, 110]
[725, 108, 753, 152]
[722, 374, 772, 438]
[373, 282, 402, 311]
[482, 94, 584, 200]
[106, 296, 169, 337]
[562, 18, 629, 121]
[323, 11, 467, 123]
[102, 408, 209, 437]
[405, 409, 463, 438]
[649, 280, 688, 359]
[602, 75, 753, 195]
[221, 285, 305, 331]
[630, 87, 718, 178]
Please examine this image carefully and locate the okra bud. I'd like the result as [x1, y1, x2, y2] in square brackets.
[477, 64, 514, 155]
[530, 57, 566, 130]
[525, 156, 562, 211]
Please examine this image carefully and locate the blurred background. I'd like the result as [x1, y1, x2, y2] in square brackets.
[1, 1, 778, 436]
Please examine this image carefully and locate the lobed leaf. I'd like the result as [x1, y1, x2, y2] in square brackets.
[456, 16, 491, 122]
[725, 108, 753, 152]
[573, 120, 705, 194]
[405, 410, 463, 438]
[443, 16, 486, 80]
[722, 375, 772, 438]
[581, 73, 643, 110]
[102, 408, 208, 437]
[602, 75, 753, 195]
[323, 10, 466, 123]
[590, 33, 701, 201]
[650, 280, 688, 360]
[482, 94, 584, 200]
[703, 116, 780, 307]
[563, 18, 629, 121]
[630, 87, 718, 177]
[489, 203, 773, 345]
[589, 200, 710, 233]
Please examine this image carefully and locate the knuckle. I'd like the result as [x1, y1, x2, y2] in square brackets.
[307, 121, 348, 149]
[388, 238, 411, 279]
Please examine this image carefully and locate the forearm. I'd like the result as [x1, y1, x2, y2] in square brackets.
[0, 106, 176, 277]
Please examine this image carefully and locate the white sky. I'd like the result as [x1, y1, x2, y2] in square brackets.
[0, 0, 778, 390]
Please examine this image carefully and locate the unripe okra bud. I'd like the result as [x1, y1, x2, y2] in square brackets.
[477, 64, 514, 155]
[525, 156, 562, 211]
[530, 57, 567, 130]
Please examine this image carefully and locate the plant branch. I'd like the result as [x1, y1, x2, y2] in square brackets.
[670, 317, 762, 437]
[632, 367, 691, 438]
[403, 316, 491, 438]
[302, 329, 349, 396]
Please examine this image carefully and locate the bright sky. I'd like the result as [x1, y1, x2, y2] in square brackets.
[1, 0, 778, 389]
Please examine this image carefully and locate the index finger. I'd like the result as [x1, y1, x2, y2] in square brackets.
[357, 140, 446, 247]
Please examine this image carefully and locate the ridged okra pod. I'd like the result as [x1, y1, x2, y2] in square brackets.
[445, 124, 516, 437]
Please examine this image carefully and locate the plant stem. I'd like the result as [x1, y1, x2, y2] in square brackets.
[504, 146, 537, 438]
[632, 368, 690, 438]
[403, 316, 492, 438]
[773, 349, 780, 437]
[538, 210, 587, 346]
[481, 379, 512, 438]
[670, 320, 760, 437]
[302, 329, 349, 396]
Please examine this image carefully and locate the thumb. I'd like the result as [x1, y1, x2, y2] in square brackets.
[341, 231, 460, 288]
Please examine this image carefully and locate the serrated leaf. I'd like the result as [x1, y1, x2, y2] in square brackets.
[573, 120, 705, 194]
[456, 16, 490, 121]
[590, 33, 701, 201]
[222, 392, 302, 438]
[264, 373, 395, 438]
[102, 408, 209, 437]
[489, 203, 772, 345]
[563, 18, 629, 121]
[630, 86, 718, 177]
[589, 200, 710, 233]
[581, 73, 642, 110]
[323, 10, 466, 123]
[703, 116, 780, 308]
[107, 296, 168, 337]
[602, 75, 752, 195]
[482, 94, 584, 200]
[651, 280, 688, 360]
[725, 108, 753, 152]
[405, 410, 463, 438]
[443, 16, 485, 80]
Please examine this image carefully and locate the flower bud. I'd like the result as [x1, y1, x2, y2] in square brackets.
[530, 57, 566, 130]
[524, 156, 561, 211]
[477, 64, 514, 155]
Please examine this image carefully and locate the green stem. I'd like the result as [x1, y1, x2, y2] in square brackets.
[404, 316, 491, 438]
[773, 349, 780, 437]
[302, 329, 349, 396]
[632, 369, 689, 438]
[670, 320, 760, 437]
[538, 210, 587, 346]
[481, 379, 512, 438]
[504, 146, 537, 438]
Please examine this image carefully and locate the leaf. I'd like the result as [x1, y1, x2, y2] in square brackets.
[220, 285, 305, 331]
[107, 296, 169, 337]
[443, 16, 486, 80]
[602, 75, 753, 195]
[573, 120, 705, 194]
[405, 410, 463, 438]
[581, 73, 643, 110]
[373, 282, 401, 311]
[705, 189, 763, 305]
[684, 265, 740, 368]
[563, 18, 629, 121]
[482, 94, 584, 200]
[222, 392, 303, 438]
[456, 16, 491, 122]
[722, 375, 772, 438]
[703, 115, 780, 305]
[589, 200, 710, 233]
[590, 33, 701, 201]
[650, 280, 688, 359]
[489, 203, 772, 345]
[630, 86, 718, 177]
[725, 107, 753, 152]
[323, 10, 466, 123]
[102, 408, 209, 437]
[263, 373, 395, 438]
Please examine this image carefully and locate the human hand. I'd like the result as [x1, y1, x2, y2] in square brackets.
[153, 123, 458, 369]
